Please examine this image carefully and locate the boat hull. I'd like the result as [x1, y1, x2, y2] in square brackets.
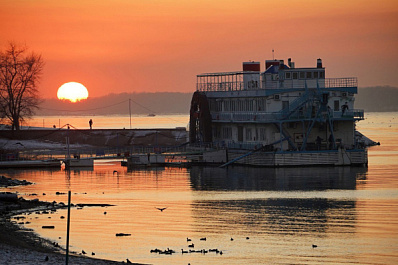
[200, 149, 368, 167]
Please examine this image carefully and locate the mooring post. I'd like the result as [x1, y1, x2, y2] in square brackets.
[65, 190, 71, 265]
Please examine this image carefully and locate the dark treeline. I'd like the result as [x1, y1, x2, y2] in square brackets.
[36, 86, 398, 116]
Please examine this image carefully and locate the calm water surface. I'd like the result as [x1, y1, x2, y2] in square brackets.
[1, 113, 398, 264]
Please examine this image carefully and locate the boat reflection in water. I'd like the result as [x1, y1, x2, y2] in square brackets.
[187, 166, 370, 259]
[189, 165, 367, 191]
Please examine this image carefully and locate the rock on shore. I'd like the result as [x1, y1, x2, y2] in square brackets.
[0, 175, 32, 187]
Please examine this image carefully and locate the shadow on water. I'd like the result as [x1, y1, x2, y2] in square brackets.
[189, 165, 368, 191]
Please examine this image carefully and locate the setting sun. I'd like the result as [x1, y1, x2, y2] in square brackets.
[57, 82, 89, 102]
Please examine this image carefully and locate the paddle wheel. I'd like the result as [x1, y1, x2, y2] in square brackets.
[189, 91, 212, 144]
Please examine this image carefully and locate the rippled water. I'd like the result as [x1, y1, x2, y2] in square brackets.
[2, 113, 398, 264]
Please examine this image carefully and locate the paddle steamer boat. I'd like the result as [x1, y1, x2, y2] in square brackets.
[189, 57, 367, 166]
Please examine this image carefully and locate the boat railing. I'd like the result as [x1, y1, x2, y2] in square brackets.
[197, 74, 357, 92]
[331, 109, 364, 119]
[325, 77, 357, 88]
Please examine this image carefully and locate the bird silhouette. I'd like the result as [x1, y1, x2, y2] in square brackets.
[187, 237, 192, 242]
[200, 237, 206, 241]
[126, 258, 132, 263]
[113, 170, 118, 174]
[312, 244, 318, 248]
[155, 207, 168, 212]
[82, 250, 86, 254]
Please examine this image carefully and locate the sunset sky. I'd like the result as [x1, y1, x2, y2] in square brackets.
[1, 0, 397, 99]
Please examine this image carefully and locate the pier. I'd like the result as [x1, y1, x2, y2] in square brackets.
[0, 128, 189, 168]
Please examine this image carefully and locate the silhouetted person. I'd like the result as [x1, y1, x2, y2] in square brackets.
[89, 119, 93, 129]
[328, 134, 334, 150]
[316, 136, 322, 150]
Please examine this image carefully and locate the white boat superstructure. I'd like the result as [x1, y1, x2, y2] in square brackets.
[189, 58, 367, 166]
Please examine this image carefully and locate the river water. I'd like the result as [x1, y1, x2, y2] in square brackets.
[1, 112, 398, 264]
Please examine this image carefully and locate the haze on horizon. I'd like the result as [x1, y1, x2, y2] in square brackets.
[1, 0, 397, 99]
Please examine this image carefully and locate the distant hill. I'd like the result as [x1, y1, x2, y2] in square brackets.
[355, 86, 398, 112]
[36, 86, 398, 116]
[37, 92, 193, 115]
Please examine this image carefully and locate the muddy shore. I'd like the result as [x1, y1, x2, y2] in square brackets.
[0, 177, 145, 265]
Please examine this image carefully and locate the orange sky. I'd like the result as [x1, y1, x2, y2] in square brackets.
[1, 0, 397, 98]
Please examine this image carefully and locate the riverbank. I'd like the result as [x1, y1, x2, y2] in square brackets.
[0, 215, 130, 265]
[0, 177, 145, 265]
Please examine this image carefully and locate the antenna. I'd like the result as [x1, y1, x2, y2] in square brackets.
[129, 99, 132, 129]
[272, 49, 275, 60]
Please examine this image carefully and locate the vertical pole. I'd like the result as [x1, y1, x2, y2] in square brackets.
[279, 122, 282, 151]
[129, 99, 132, 129]
[59, 119, 60, 129]
[65, 190, 71, 265]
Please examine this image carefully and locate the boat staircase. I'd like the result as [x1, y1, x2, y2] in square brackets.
[299, 85, 337, 151]
[271, 82, 339, 151]
[272, 86, 313, 151]
[278, 89, 311, 120]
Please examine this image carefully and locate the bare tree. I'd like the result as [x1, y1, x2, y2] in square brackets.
[0, 43, 43, 131]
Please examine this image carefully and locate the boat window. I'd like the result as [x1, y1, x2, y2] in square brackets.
[213, 127, 221, 139]
[292, 72, 298, 79]
[245, 128, 252, 141]
[320, 71, 325, 78]
[248, 100, 254, 111]
[306, 72, 312, 79]
[285, 72, 291, 79]
[256, 99, 265, 111]
[222, 127, 232, 139]
[313, 72, 318, 79]
[334, 100, 339, 111]
[259, 128, 266, 141]
[299, 72, 305, 79]
[217, 101, 222, 112]
[282, 101, 289, 111]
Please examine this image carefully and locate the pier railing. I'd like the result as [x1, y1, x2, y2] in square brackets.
[4, 145, 190, 162]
